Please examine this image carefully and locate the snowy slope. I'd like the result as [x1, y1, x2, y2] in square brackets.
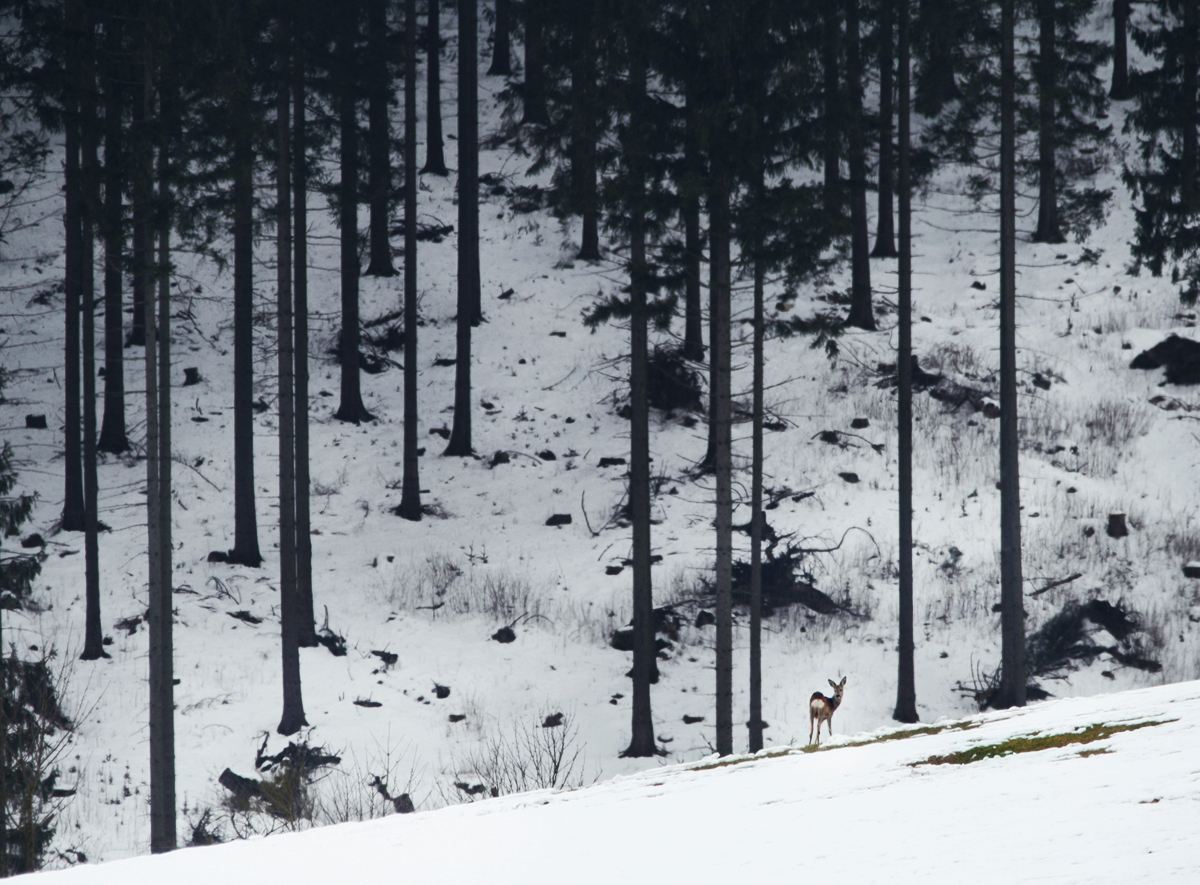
[1, 4, 1199, 868]
[31, 680, 1200, 884]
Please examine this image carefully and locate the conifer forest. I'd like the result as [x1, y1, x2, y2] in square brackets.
[1, 0, 1200, 871]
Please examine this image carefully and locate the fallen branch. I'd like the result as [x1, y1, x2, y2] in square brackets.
[1028, 572, 1084, 598]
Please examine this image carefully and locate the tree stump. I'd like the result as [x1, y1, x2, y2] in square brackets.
[1106, 513, 1128, 538]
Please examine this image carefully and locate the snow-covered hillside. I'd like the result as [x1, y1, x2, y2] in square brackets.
[33, 680, 1200, 884]
[1, 4, 1199, 868]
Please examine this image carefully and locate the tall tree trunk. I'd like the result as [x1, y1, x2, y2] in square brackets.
[572, 2, 600, 261]
[398, 0, 422, 521]
[151, 71, 176, 850]
[293, 50, 316, 646]
[712, 171, 732, 757]
[335, 0, 374, 425]
[748, 252, 765, 753]
[1033, 0, 1063, 243]
[894, 0, 918, 724]
[365, 0, 396, 276]
[997, 0, 1025, 710]
[846, 0, 875, 329]
[422, 0, 449, 174]
[822, 2, 842, 217]
[98, 14, 128, 455]
[1110, 0, 1131, 100]
[488, 0, 511, 75]
[129, 86, 146, 349]
[682, 80, 704, 362]
[62, 35, 86, 533]
[872, 0, 898, 258]
[446, 0, 478, 456]
[522, 0, 547, 123]
[230, 68, 263, 567]
[1183, 2, 1198, 212]
[80, 8, 107, 664]
[278, 41, 307, 738]
[625, 26, 656, 759]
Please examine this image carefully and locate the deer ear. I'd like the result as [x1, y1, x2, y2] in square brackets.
[839, 677, 847, 688]
[829, 679, 837, 689]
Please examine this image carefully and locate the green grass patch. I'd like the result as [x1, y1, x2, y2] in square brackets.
[913, 720, 1173, 767]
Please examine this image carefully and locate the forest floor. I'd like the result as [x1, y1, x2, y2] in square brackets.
[1, 7, 1198, 868]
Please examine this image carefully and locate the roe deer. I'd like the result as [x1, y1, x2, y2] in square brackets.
[809, 677, 846, 745]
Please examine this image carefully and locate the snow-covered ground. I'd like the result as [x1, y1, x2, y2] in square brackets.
[1, 5, 1199, 869]
[33, 680, 1200, 884]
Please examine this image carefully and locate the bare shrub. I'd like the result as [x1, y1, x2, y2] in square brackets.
[454, 711, 588, 799]
[1082, 398, 1151, 450]
[316, 740, 423, 824]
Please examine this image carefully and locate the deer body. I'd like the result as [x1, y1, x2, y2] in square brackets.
[809, 677, 846, 745]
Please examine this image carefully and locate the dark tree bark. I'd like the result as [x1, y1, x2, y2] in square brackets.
[997, 0, 1026, 710]
[1184, 2, 1198, 210]
[446, 0, 479, 456]
[872, 0, 898, 258]
[822, 2, 842, 217]
[230, 57, 263, 567]
[129, 87, 146, 349]
[624, 27, 655, 759]
[398, 0, 422, 521]
[365, 0, 396, 276]
[80, 8, 108, 664]
[151, 72, 176, 851]
[894, 0, 918, 724]
[1033, 0, 1064, 243]
[712, 171, 733, 757]
[522, 0, 548, 123]
[571, 1, 600, 261]
[682, 80, 704, 362]
[335, 0, 375, 425]
[846, 0, 875, 329]
[422, 0, 449, 174]
[98, 14, 129, 455]
[487, 0, 511, 75]
[277, 40, 307, 738]
[293, 49, 316, 647]
[1110, 0, 1131, 100]
[62, 34, 85, 533]
[748, 252, 765, 753]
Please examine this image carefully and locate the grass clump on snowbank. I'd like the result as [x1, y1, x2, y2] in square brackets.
[912, 719, 1171, 766]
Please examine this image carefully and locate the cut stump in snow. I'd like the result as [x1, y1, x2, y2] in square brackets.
[1107, 513, 1129, 538]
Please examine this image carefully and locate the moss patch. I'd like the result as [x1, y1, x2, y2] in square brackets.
[914, 720, 1172, 766]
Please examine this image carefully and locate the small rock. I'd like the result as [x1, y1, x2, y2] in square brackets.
[850, 417, 870, 429]
[682, 715, 705, 724]
[970, 281, 986, 290]
[207, 550, 230, 563]
[695, 610, 715, 628]
[1183, 562, 1200, 579]
[839, 472, 860, 484]
[488, 450, 510, 468]
[20, 533, 44, 549]
[605, 565, 624, 576]
[545, 513, 572, 527]
[491, 626, 516, 643]
[24, 415, 46, 429]
[433, 683, 451, 699]
[449, 714, 467, 723]
[183, 367, 202, 386]
[598, 456, 626, 467]
[537, 449, 557, 461]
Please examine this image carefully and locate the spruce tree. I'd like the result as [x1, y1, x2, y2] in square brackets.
[422, 0, 449, 175]
[398, 0, 423, 521]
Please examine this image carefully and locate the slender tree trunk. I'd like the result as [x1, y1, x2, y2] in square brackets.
[446, 0, 478, 456]
[712, 172, 733, 757]
[872, 0, 898, 258]
[522, 0, 547, 124]
[997, 0, 1025, 710]
[98, 14, 128, 455]
[230, 72, 263, 567]
[846, 0, 874, 329]
[1110, 0, 1131, 100]
[293, 52, 316, 646]
[488, 0, 511, 75]
[129, 87, 146, 349]
[1033, 0, 1063, 243]
[63, 49, 86, 532]
[336, 0, 374, 425]
[80, 81, 107, 662]
[682, 80, 704, 362]
[822, 3, 842, 217]
[152, 74, 176, 850]
[278, 42, 307, 738]
[625, 28, 655, 759]
[399, 0, 422, 521]
[748, 254, 764, 753]
[894, 0, 918, 724]
[572, 1, 600, 261]
[422, 0, 449, 175]
[365, 0, 396, 276]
